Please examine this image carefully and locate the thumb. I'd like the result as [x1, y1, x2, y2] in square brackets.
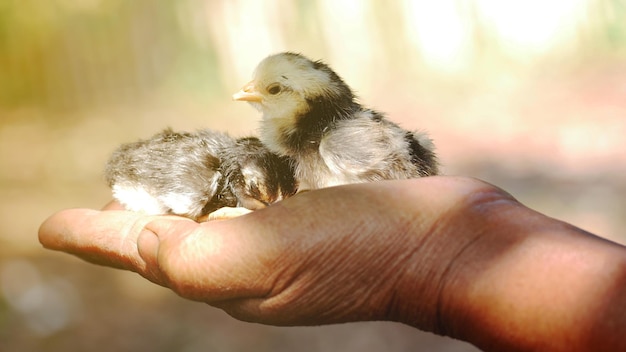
[136, 217, 204, 286]
[139, 215, 277, 303]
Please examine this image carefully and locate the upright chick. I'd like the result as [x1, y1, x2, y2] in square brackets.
[105, 128, 296, 220]
[233, 52, 438, 191]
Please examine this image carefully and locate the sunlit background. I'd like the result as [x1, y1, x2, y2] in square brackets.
[1, 0, 625, 351]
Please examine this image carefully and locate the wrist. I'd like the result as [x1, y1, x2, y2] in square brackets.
[429, 193, 626, 351]
[384, 178, 521, 332]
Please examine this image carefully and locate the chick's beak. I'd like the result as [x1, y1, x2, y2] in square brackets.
[232, 81, 262, 102]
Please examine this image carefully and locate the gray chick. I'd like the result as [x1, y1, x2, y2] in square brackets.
[105, 128, 296, 220]
[232, 52, 438, 191]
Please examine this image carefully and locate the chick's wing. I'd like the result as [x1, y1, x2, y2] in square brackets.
[318, 116, 410, 181]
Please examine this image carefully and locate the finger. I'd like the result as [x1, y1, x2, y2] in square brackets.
[102, 200, 125, 210]
[38, 209, 159, 272]
[206, 207, 252, 220]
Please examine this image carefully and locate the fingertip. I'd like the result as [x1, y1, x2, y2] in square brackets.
[142, 216, 199, 242]
[38, 208, 100, 249]
[137, 227, 165, 283]
[137, 228, 159, 264]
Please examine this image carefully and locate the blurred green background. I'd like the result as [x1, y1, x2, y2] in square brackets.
[1, 0, 625, 351]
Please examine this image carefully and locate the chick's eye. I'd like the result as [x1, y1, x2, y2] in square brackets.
[267, 84, 282, 95]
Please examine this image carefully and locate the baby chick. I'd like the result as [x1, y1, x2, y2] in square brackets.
[105, 128, 296, 221]
[233, 52, 438, 191]
[220, 135, 297, 211]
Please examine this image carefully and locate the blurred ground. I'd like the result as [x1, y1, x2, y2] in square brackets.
[1, 1, 625, 351]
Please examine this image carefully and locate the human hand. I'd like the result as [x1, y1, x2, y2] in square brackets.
[39, 177, 499, 326]
[38, 177, 626, 351]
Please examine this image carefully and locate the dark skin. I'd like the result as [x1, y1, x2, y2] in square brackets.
[38, 177, 626, 352]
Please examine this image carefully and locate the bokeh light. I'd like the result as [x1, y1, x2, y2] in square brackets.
[1, 1, 625, 351]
